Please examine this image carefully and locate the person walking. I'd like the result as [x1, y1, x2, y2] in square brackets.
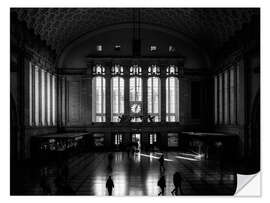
[171, 172, 182, 195]
[159, 154, 165, 172]
[158, 176, 166, 196]
[106, 176, 114, 196]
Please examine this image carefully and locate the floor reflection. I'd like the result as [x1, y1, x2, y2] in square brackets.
[13, 151, 237, 195]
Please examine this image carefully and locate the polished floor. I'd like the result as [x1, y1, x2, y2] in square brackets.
[12, 151, 237, 195]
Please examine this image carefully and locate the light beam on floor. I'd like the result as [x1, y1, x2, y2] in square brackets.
[138, 153, 174, 162]
[175, 155, 200, 161]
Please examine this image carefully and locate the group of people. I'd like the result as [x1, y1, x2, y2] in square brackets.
[157, 154, 183, 196]
[157, 172, 183, 196]
[105, 153, 183, 196]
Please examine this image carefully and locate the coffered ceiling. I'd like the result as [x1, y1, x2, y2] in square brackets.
[12, 8, 259, 54]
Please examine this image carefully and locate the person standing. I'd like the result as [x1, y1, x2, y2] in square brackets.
[158, 176, 166, 196]
[159, 154, 165, 172]
[106, 176, 114, 196]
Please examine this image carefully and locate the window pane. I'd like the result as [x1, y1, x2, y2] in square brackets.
[47, 72, 51, 125]
[214, 76, 218, 124]
[120, 78, 124, 113]
[219, 74, 223, 123]
[52, 76, 56, 125]
[148, 79, 152, 113]
[230, 68, 235, 124]
[93, 76, 106, 122]
[29, 63, 32, 126]
[41, 70, 45, 126]
[148, 77, 160, 121]
[166, 77, 179, 122]
[131, 77, 142, 101]
[35, 66, 39, 126]
[103, 78, 106, 113]
[111, 77, 124, 122]
[130, 77, 135, 101]
[166, 79, 169, 113]
[224, 71, 229, 124]
[153, 78, 159, 114]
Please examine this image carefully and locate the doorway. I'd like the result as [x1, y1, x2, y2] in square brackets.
[113, 133, 123, 150]
[149, 133, 159, 151]
[131, 133, 141, 152]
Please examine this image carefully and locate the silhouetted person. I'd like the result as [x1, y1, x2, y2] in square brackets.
[171, 172, 183, 195]
[158, 176, 166, 196]
[106, 176, 114, 196]
[159, 154, 165, 171]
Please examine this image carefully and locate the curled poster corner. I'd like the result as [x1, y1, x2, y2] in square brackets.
[235, 172, 261, 196]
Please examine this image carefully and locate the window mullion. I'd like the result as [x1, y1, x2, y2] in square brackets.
[101, 77, 104, 120]
[168, 78, 171, 121]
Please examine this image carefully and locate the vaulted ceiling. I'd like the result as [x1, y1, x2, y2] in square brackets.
[12, 8, 259, 54]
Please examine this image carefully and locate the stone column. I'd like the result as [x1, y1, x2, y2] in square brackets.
[105, 62, 112, 123]
[160, 65, 166, 123]
[142, 65, 148, 122]
[124, 65, 130, 116]
[23, 58, 31, 126]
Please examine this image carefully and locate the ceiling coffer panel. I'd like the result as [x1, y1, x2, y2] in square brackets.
[12, 8, 258, 54]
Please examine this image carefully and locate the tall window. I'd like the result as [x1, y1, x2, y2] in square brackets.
[28, 62, 57, 127]
[130, 65, 142, 122]
[214, 64, 238, 125]
[148, 65, 161, 122]
[218, 73, 223, 123]
[111, 65, 124, 122]
[214, 76, 218, 124]
[166, 65, 179, 122]
[224, 71, 229, 124]
[92, 65, 106, 122]
[111, 77, 124, 122]
[34, 66, 39, 126]
[41, 70, 46, 125]
[230, 67, 236, 124]
[47, 72, 51, 125]
[52, 75, 56, 125]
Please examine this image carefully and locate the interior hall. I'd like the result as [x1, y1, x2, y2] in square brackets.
[10, 8, 260, 196]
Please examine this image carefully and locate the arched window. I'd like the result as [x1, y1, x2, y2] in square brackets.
[130, 65, 142, 122]
[92, 65, 106, 122]
[166, 65, 179, 122]
[111, 76, 124, 122]
[148, 65, 161, 122]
